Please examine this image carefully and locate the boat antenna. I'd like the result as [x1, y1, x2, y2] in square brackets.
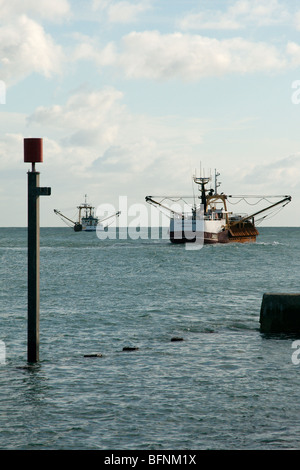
[215, 169, 220, 194]
[192, 174, 196, 209]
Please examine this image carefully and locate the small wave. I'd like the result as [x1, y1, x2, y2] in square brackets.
[255, 241, 285, 246]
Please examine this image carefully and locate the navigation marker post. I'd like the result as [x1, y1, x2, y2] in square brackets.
[24, 138, 51, 363]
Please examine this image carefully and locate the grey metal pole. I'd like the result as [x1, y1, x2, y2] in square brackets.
[27, 168, 40, 363]
[24, 138, 51, 363]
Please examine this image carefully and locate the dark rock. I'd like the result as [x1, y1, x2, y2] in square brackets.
[260, 293, 300, 333]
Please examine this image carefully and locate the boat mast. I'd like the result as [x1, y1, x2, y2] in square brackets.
[84, 194, 90, 218]
[78, 194, 92, 222]
[193, 176, 210, 213]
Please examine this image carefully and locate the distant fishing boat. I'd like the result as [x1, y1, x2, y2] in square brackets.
[54, 194, 120, 232]
[146, 169, 291, 244]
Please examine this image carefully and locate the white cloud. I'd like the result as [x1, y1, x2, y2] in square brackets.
[0, 0, 71, 22]
[92, 0, 113, 10]
[105, 31, 286, 80]
[0, 15, 64, 85]
[27, 87, 125, 161]
[294, 11, 300, 31]
[73, 37, 116, 67]
[72, 31, 288, 80]
[179, 11, 241, 31]
[25, 86, 205, 195]
[230, 0, 289, 26]
[108, 1, 151, 23]
[92, 0, 152, 23]
[242, 154, 300, 189]
[286, 41, 300, 67]
[0, 0, 70, 85]
[0, 133, 24, 170]
[179, 0, 290, 31]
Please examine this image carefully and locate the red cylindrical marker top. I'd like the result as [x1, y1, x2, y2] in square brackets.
[24, 138, 43, 163]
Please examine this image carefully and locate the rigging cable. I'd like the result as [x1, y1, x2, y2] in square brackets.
[254, 203, 288, 225]
[227, 197, 278, 206]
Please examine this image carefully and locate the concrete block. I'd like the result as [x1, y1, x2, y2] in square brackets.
[260, 293, 300, 333]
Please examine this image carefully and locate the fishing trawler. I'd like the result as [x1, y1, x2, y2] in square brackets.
[54, 195, 120, 232]
[145, 170, 291, 244]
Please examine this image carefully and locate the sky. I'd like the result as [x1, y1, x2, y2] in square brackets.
[1, 0, 300, 227]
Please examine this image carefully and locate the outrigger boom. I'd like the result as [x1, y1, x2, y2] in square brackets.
[53, 209, 82, 231]
[228, 195, 291, 228]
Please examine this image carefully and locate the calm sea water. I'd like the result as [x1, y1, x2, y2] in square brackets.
[1, 226, 300, 450]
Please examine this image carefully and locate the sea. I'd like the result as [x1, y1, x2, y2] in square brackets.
[1, 226, 300, 451]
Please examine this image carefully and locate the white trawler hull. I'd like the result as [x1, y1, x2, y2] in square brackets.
[82, 223, 103, 232]
[170, 218, 227, 244]
[170, 218, 258, 244]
